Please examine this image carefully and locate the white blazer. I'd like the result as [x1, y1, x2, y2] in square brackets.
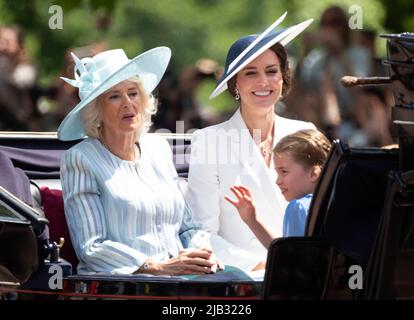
[185, 108, 315, 270]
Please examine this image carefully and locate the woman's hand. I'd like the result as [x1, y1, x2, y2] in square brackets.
[195, 248, 225, 273]
[150, 248, 224, 276]
[225, 185, 257, 225]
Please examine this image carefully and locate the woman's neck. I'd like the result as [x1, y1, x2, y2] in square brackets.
[100, 131, 137, 161]
[240, 106, 274, 142]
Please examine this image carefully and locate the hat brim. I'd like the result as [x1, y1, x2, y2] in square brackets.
[209, 18, 313, 99]
[57, 47, 171, 141]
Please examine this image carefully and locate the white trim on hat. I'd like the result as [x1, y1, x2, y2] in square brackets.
[227, 12, 287, 72]
[209, 17, 313, 100]
[57, 47, 171, 141]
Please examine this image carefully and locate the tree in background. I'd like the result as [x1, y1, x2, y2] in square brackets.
[0, 0, 412, 131]
[0, 0, 405, 85]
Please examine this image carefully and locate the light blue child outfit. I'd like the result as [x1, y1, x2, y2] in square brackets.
[282, 194, 312, 237]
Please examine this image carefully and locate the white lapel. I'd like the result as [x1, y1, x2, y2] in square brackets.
[274, 114, 291, 145]
[226, 109, 255, 178]
[226, 109, 286, 236]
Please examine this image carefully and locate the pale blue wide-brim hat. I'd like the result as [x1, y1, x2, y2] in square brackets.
[57, 47, 171, 141]
[210, 12, 313, 99]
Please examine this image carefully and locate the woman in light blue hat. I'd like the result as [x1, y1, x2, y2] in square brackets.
[186, 13, 317, 272]
[58, 47, 223, 275]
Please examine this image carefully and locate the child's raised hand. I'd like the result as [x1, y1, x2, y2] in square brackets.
[225, 185, 257, 224]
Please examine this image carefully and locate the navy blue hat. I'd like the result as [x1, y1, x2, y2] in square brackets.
[210, 13, 313, 99]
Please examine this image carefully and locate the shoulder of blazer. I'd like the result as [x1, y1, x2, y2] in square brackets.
[195, 109, 245, 138]
[65, 138, 97, 157]
[275, 114, 316, 130]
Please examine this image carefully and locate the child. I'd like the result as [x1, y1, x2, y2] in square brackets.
[225, 129, 331, 248]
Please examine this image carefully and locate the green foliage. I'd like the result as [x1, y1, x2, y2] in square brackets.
[379, 0, 414, 32]
[0, 0, 412, 86]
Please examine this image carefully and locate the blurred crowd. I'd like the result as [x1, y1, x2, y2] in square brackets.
[0, 6, 397, 147]
[0, 25, 40, 131]
[282, 6, 394, 147]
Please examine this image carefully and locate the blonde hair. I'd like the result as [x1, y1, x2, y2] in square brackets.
[273, 129, 331, 169]
[81, 77, 157, 141]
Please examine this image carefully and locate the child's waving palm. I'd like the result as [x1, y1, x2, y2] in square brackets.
[225, 185, 275, 248]
[225, 185, 257, 224]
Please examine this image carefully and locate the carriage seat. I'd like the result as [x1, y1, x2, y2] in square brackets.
[1, 136, 191, 274]
[29, 176, 190, 272]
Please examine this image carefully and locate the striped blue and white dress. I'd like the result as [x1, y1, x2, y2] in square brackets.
[60, 134, 211, 274]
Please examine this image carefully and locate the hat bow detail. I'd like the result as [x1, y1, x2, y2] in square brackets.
[61, 53, 101, 100]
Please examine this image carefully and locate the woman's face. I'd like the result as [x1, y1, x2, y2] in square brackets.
[98, 81, 142, 136]
[235, 49, 283, 115]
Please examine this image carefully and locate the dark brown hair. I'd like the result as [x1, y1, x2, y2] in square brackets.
[320, 6, 350, 46]
[273, 129, 331, 169]
[227, 43, 291, 98]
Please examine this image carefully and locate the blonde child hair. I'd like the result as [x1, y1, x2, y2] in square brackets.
[273, 129, 331, 169]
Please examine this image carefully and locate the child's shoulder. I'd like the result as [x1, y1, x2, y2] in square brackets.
[287, 194, 313, 213]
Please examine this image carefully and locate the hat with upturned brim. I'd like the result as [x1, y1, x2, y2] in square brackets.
[57, 47, 171, 141]
[210, 12, 313, 99]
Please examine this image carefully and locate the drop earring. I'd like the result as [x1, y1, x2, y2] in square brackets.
[235, 88, 240, 101]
